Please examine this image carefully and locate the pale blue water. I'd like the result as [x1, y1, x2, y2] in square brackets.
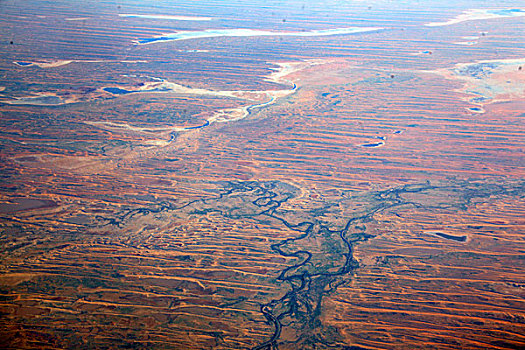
[490, 8, 524, 16]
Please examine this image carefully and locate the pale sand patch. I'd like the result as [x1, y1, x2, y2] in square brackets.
[452, 41, 478, 46]
[65, 17, 90, 21]
[0, 92, 72, 106]
[85, 121, 185, 134]
[424, 58, 525, 112]
[265, 59, 327, 84]
[178, 49, 210, 53]
[14, 59, 148, 69]
[409, 51, 433, 56]
[425, 8, 525, 27]
[119, 14, 213, 21]
[13, 60, 73, 68]
[135, 27, 383, 45]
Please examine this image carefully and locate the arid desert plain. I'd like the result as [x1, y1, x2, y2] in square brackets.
[0, 1, 524, 349]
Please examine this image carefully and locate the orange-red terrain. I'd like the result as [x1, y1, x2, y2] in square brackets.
[0, 1, 524, 349]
